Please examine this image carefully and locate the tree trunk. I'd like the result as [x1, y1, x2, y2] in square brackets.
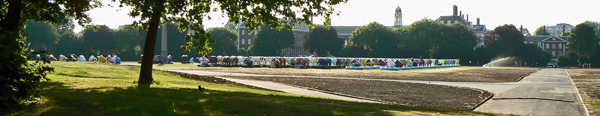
[138, 0, 166, 87]
[1, 0, 23, 35]
[1, 0, 24, 104]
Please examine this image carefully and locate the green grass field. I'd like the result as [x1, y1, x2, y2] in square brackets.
[4, 62, 506, 116]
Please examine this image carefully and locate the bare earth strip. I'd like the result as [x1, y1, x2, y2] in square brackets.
[227, 76, 493, 110]
[157, 66, 538, 82]
[567, 68, 600, 116]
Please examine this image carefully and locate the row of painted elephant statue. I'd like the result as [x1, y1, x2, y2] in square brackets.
[193, 55, 459, 68]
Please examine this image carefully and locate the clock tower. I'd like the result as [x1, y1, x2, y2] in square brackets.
[394, 6, 402, 27]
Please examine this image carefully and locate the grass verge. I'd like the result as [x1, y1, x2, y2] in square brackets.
[3, 62, 505, 116]
[567, 68, 600, 115]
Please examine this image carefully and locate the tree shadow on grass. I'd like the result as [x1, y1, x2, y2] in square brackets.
[6, 82, 494, 116]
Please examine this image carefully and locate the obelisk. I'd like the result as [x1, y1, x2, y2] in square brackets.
[161, 24, 168, 60]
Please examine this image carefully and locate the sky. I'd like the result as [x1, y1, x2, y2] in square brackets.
[74, 0, 600, 33]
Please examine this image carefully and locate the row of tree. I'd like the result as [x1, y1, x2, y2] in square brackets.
[22, 21, 245, 61]
[246, 19, 551, 66]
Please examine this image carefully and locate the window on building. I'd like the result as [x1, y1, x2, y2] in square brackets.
[241, 39, 245, 45]
[559, 51, 562, 56]
[558, 44, 562, 49]
[248, 39, 251, 44]
[242, 30, 245, 35]
[553, 44, 556, 49]
[552, 51, 555, 57]
[538, 42, 541, 47]
[545, 43, 549, 49]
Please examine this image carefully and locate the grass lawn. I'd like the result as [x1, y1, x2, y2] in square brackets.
[4, 62, 505, 116]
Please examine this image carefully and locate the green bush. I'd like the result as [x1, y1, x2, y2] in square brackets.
[1, 33, 54, 111]
[557, 53, 579, 67]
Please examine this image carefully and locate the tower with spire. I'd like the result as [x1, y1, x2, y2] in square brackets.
[394, 6, 402, 27]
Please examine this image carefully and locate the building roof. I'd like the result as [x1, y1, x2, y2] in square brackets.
[472, 25, 486, 32]
[396, 6, 401, 12]
[437, 16, 469, 26]
[524, 35, 568, 43]
[332, 26, 360, 35]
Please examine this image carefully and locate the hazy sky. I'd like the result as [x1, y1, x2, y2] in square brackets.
[74, 0, 600, 33]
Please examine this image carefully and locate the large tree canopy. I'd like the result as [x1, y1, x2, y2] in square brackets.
[568, 23, 599, 60]
[534, 26, 550, 36]
[349, 22, 399, 57]
[1, 0, 100, 109]
[116, 0, 347, 85]
[430, 23, 478, 60]
[486, 24, 526, 57]
[82, 25, 117, 55]
[304, 26, 343, 56]
[206, 27, 238, 56]
[480, 24, 551, 65]
[249, 25, 295, 56]
[21, 20, 60, 51]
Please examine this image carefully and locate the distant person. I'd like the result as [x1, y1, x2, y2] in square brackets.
[167, 55, 173, 63]
[189, 56, 195, 64]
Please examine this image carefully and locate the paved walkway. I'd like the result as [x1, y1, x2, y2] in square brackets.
[474, 68, 587, 116]
[123, 62, 587, 116]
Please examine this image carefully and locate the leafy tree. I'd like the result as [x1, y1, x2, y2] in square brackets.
[304, 26, 343, 56]
[534, 26, 550, 36]
[561, 31, 571, 36]
[349, 22, 399, 57]
[487, 24, 526, 57]
[114, 25, 143, 60]
[249, 25, 295, 56]
[53, 31, 84, 55]
[116, 0, 346, 86]
[401, 19, 445, 58]
[54, 18, 75, 34]
[568, 23, 599, 64]
[583, 21, 600, 38]
[1, 0, 99, 109]
[206, 27, 238, 56]
[81, 25, 117, 55]
[557, 52, 579, 67]
[521, 28, 531, 36]
[431, 23, 478, 61]
[21, 20, 60, 51]
[224, 23, 237, 31]
[481, 24, 551, 65]
[340, 46, 368, 57]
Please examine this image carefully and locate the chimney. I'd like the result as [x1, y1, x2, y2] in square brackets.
[476, 18, 480, 25]
[520, 25, 523, 34]
[460, 11, 463, 17]
[544, 25, 546, 31]
[562, 25, 566, 34]
[466, 14, 469, 21]
[453, 5, 458, 16]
